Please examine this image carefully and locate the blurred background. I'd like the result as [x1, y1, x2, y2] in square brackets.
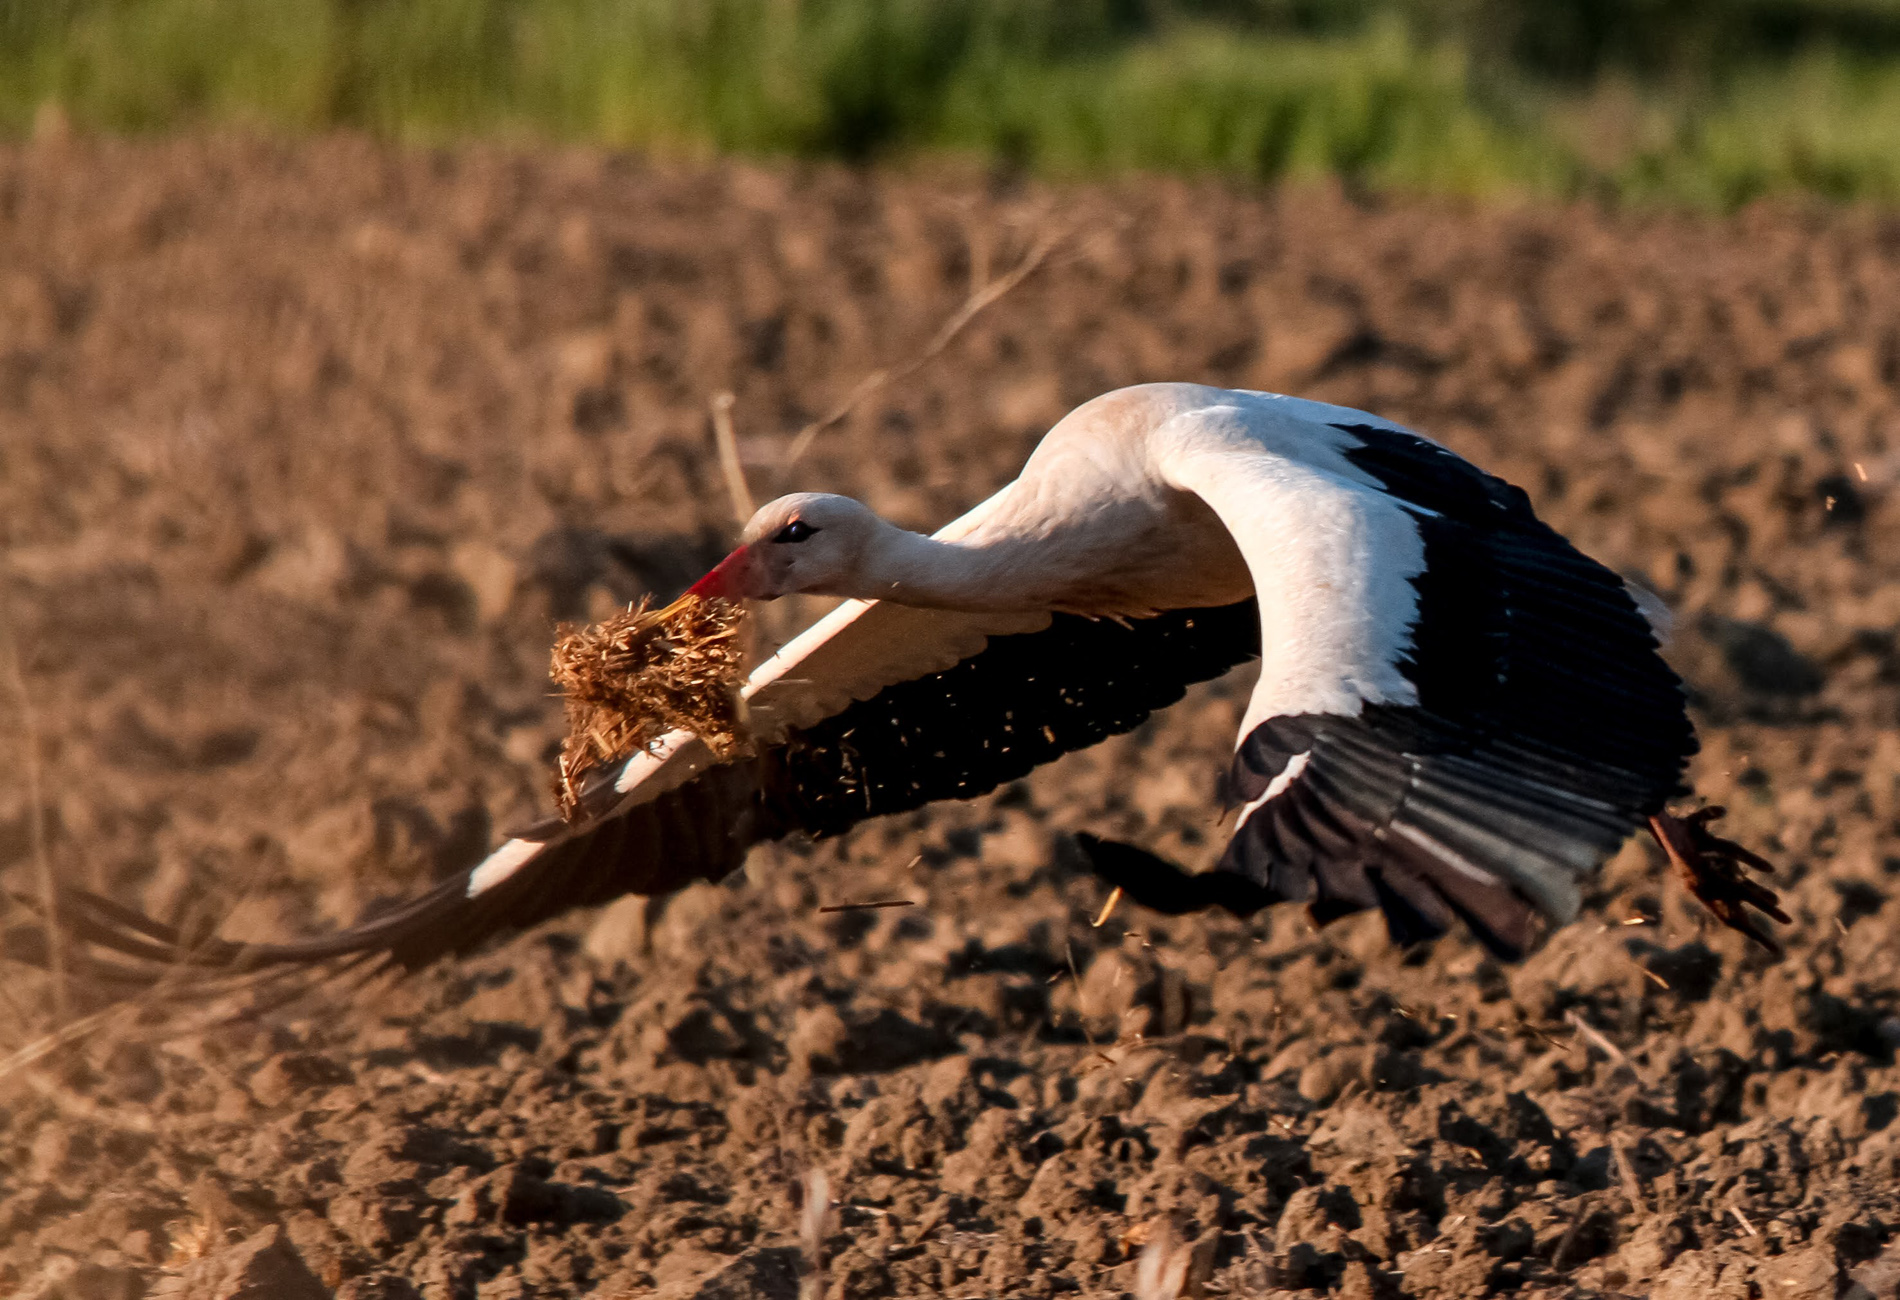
[13, 0, 1900, 206]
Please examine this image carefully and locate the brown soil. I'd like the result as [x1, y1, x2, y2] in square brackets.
[4, 135, 1900, 1300]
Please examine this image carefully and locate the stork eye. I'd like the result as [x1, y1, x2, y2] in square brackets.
[772, 520, 820, 544]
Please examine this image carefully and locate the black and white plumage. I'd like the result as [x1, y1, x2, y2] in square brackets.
[59, 382, 1779, 976]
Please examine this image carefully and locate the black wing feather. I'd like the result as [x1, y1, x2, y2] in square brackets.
[765, 601, 1258, 836]
[53, 602, 1260, 976]
[1187, 424, 1692, 957]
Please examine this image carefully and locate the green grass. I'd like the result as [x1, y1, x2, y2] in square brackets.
[13, 0, 1900, 205]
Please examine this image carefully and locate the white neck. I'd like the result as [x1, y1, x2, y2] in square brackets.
[848, 520, 1038, 610]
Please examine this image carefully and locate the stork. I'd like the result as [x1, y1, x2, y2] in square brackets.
[57, 383, 1785, 977]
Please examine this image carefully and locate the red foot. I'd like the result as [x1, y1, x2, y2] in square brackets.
[1649, 807, 1790, 954]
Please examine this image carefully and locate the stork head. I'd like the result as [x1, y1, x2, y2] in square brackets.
[687, 493, 881, 601]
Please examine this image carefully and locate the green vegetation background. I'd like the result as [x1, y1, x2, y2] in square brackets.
[12, 0, 1900, 205]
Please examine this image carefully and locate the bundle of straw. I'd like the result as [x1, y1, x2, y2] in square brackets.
[549, 592, 749, 819]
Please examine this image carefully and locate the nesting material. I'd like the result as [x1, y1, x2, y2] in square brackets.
[549, 593, 750, 819]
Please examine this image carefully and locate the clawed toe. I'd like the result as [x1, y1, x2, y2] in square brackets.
[1649, 807, 1791, 955]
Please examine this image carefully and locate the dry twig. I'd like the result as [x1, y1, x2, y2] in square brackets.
[0, 948, 385, 1086]
[798, 1167, 833, 1300]
[1136, 1218, 1190, 1300]
[0, 1002, 131, 1082]
[1550, 1194, 1597, 1270]
[1565, 1009, 1646, 1085]
[1062, 937, 1101, 1053]
[709, 390, 756, 525]
[1611, 1139, 1646, 1212]
[778, 225, 1068, 480]
[16, 1066, 158, 1134]
[1135, 1216, 1215, 1300]
[2, 614, 63, 1025]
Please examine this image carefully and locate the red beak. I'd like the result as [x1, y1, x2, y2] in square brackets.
[686, 545, 754, 600]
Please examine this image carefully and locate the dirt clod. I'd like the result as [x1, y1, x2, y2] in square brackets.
[179, 1225, 330, 1300]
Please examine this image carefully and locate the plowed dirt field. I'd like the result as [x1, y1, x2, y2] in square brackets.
[5, 135, 1900, 1299]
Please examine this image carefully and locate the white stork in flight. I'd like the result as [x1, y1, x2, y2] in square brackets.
[60, 383, 1785, 978]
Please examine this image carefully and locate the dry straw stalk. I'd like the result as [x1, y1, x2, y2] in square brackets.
[549, 592, 750, 819]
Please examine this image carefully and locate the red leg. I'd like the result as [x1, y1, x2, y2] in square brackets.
[1648, 806, 1790, 954]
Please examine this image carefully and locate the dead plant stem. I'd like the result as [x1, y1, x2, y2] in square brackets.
[778, 225, 1068, 481]
[709, 390, 755, 524]
[1, 597, 65, 1026]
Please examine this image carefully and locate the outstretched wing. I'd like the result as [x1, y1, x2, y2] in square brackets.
[1142, 399, 1692, 957]
[54, 591, 1259, 974]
